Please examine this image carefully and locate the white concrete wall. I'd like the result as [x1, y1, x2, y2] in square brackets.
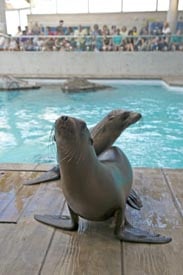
[0, 52, 182, 78]
[28, 11, 183, 32]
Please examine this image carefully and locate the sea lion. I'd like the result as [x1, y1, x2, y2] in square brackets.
[35, 115, 171, 243]
[24, 109, 141, 185]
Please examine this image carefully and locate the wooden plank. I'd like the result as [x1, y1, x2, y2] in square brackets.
[0, 176, 65, 275]
[122, 228, 183, 275]
[21, 180, 64, 220]
[0, 171, 41, 222]
[162, 169, 183, 219]
[0, 172, 18, 213]
[0, 183, 38, 223]
[123, 168, 183, 275]
[0, 221, 54, 275]
[0, 223, 16, 244]
[0, 168, 182, 275]
[41, 204, 121, 275]
[0, 163, 53, 171]
[0, 170, 63, 223]
[0, 171, 27, 214]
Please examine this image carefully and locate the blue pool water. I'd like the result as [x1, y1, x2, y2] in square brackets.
[0, 80, 183, 168]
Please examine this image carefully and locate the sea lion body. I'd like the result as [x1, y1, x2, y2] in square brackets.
[62, 146, 132, 221]
[35, 115, 171, 244]
[54, 116, 131, 223]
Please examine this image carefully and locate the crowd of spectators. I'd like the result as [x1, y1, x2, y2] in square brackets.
[0, 20, 183, 52]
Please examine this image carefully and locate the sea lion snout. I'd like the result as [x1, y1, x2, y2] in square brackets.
[61, 116, 68, 121]
[56, 115, 71, 128]
[129, 112, 142, 123]
[55, 116, 90, 142]
[122, 111, 142, 125]
[55, 116, 73, 138]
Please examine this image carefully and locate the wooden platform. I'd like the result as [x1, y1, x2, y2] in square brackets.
[0, 164, 182, 275]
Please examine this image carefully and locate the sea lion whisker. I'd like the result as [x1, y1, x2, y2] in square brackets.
[59, 146, 78, 163]
[65, 154, 75, 163]
[60, 155, 74, 163]
[60, 151, 73, 163]
[63, 146, 83, 165]
[76, 152, 84, 164]
[40, 127, 57, 162]
[60, 155, 70, 163]
[49, 126, 55, 143]
[76, 156, 82, 164]
[74, 144, 85, 164]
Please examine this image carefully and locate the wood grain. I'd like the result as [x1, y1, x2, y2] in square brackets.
[0, 221, 54, 275]
[0, 168, 182, 275]
[41, 203, 121, 275]
[0, 171, 38, 222]
[123, 168, 183, 275]
[162, 169, 183, 219]
[0, 172, 65, 275]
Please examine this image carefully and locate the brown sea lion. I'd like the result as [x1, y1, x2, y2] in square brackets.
[34, 116, 171, 243]
[24, 109, 141, 185]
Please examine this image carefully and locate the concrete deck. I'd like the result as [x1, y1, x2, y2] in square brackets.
[0, 164, 182, 275]
[21, 76, 183, 92]
[163, 76, 183, 87]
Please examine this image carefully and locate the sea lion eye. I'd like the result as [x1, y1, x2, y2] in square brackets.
[108, 115, 114, 121]
[90, 138, 93, 145]
[123, 112, 129, 120]
[81, 122, 87, 130]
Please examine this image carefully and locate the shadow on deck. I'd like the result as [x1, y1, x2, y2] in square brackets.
[0, 164, 182, 275]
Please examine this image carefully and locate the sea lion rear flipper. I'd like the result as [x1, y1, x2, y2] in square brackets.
[34, 206, 79, 230]
[24, 165, 60, 185]
[127, 189, 143, 210]
[116, 220, 172, 244]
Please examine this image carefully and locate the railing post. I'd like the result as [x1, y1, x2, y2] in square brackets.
[167, 0, 179, 34]
[0, 0, 7, 34]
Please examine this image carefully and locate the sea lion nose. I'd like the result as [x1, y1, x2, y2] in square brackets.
[61, 116, 68, 121]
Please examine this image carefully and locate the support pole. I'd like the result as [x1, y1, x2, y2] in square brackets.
[167, 0, 179, 33]
[0, 0, 7, 33]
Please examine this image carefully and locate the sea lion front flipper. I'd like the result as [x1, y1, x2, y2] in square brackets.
[116, 220, 172, 244]
[24, 165, 60, 185]
[34, 206, 79, 231]
[127, 189, 143, 210]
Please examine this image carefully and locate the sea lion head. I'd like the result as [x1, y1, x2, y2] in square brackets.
[105, 109, 141, 130]
[54, 115, 93, 162]
[91, 109, 142, 155]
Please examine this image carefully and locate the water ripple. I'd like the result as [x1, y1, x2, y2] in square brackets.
[0, 83, 183, 168]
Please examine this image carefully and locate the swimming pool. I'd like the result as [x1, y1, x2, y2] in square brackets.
[0, 80, 183, 168]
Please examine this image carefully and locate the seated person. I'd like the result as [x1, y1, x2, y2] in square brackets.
[8, 37, 19, 51]
[91, 24, 103, 51]
[31, 22, 41, 35]
[123, 30, 134, 51]
[45, 26, 55, 36]
[74, 25, 88, 51]
[56, 20, 65, 35]
[120, 26, 128, 38]
[170, 29, 183, 51]
[111, 28, 122, 51]
[0, 34, 6, 50]
[162, 21, 171, 35]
